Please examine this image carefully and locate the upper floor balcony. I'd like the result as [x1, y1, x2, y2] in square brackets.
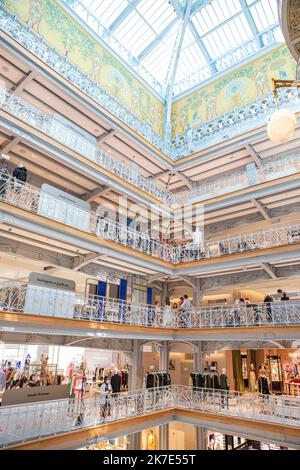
[1, 283, 300, 332]
[1, 83, 300, 212]
[0, 175, 300, 265]
[0, 85, 176, 207]
[1, 7, 299, 161]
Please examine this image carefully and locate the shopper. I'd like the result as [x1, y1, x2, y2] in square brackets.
[179, 294, 192, 328]
[264, 295, 273, 323]
[28, 374, 40, 387]
[154, 301, 160, 326]
[99, 377, 112, 420]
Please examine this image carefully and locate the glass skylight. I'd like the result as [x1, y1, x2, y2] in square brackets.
[65, 0, 282, 97]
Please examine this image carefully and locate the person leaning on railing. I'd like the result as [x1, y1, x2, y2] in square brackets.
[263, 295, 274, 323]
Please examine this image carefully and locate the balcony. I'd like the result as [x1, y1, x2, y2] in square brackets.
[0, 85, 175, 207]
[1, 284, 300, 330]
[1, 176, 300, 264]
[1, 385, 299, 448]
[180, 153, 300, 204]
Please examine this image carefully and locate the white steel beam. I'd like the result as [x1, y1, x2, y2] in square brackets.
[108, 0, 141, 33]
[251, 198, 271, 221]
[164, 0, 193, 144]
[245, 143, 263, 168]
[260, 262, 277, 279]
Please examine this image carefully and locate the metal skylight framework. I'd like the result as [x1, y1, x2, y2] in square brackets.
[65, 0, 282, 98]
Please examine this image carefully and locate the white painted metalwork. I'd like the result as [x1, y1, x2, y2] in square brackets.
[1, 284, 300, 329]
[0, 85, 176, 207]
[180, 151, 300, 204]
[1, 175, 300, 263]
[0, 385, 299, 447]
[1, 8, 297, 160]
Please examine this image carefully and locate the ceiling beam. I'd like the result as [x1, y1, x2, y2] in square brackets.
[190, 0, 214, 16]
[108, 0, 142, 33]
[260, 263, 277, 279]
[169, 0, 184, 17]
[175, 170, 194, 190]
[72, 253, 103, 271]
[138, 18, 178, 61]
[245, 143, 263, 168]
[11, 71, 36, 94]
[188, 20, 215, 66]
[1, 137, 20, 154]
[81, 185, 110, 202]
[97, 130, 116, 143]
[164, 0, 193, 144]
[251, 198, 271, 221]
[147, 273, 166, 283]
[177, 275, 197, 289]
[150, 169, 172, 181]
[239, 0, 261, 45]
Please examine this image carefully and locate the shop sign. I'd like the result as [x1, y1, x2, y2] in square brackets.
[24, 273, 76, 318]
[2, 384, 69, 406]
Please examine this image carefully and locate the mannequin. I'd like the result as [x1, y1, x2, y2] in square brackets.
[110, 367, 121, 393]
[13, 162, 27, 183]
[146, 429, 156, 450]
[219, 368, 229, 390]
[258, 367, 270, 395]
[249, 363, 256, 392]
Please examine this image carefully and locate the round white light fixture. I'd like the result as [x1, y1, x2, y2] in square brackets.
[267, 108, 297, 144]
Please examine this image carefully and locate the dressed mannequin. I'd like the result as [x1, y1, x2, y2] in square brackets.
[146, 430, 156, 450]
[249, 363, 256, 392]
[258, 367, 270, 395]
[110, 367, 121, 393]
[13, 163, 27, 183]
[219, 367, 229, 390]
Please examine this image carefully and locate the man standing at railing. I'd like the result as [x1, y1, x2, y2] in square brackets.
[179, 294, 192, 328]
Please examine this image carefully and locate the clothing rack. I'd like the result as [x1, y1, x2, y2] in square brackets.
[145, 371, 171, 388]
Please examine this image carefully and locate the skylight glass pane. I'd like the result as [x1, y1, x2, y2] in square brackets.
[193, 0, 241, 35]
[137, 0, 177, 34]
[250, 0, 278, 31]
[79, 0, 128, 27]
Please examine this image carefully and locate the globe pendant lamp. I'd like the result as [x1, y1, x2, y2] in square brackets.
[267, 78, 300, 144]
[267, 108, 297, 144]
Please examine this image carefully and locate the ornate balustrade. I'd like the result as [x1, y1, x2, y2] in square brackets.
[180, 153, 300, 204]
[0, 385, 299, 447]
[1, 176, 300, 263]
[1, 283, 300, 328]
[1, 9, 299, 161]
[1, 83, 299, 209]
[0, 85, 175, 207]
[176, 222, 300, 262]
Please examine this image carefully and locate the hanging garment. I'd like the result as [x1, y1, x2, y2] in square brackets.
[219, 374, 229, 390]
[249, 370, 256, 392]
[258, 376, 270, 394]
[110, 373, 121, 393]
[212, 374, 219, 389]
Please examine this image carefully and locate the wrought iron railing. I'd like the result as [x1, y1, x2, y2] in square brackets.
[180, 152, 300, 204]
[0, 385, 299, 447]
[1, 284, 300, 328]
[175, 222, 300, 262]
[1, 8, 299, 160]
[1, 82, 299, 209]
[171, 86, 300, 158]
[0, 8, 169, 155]
[1, 175, 300, 263]
[0, 85, 175, 206]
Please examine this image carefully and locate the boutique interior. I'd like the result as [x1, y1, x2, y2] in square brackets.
[0, 0, 300, 452]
